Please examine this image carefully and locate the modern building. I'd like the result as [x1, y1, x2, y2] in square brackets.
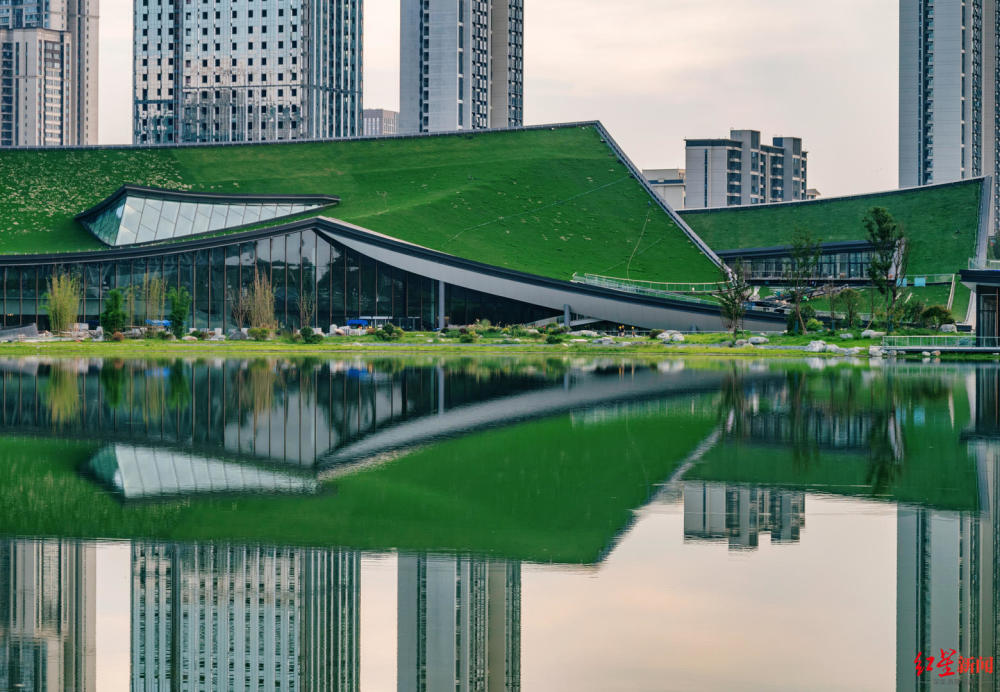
[362, 108, 397, 136]
[397, 554, 520, 691]
[642, 168, 685, 209]
[398, 0, 523, 134]
[684, 129, 808, 209]
[0, 0, 98, 146]
[0, 539, 97, 691]
[0, 123, 804, 333]
[132, 542, 360, 691]
[133, 0, 362, 144]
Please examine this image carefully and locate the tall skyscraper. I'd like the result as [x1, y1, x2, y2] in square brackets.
[397, 554, 521, 692]
[133, 0, 362, 144]
[684, 129, 808, 209]
[398, 0, 523, 134]
[899, 0, 998, 229]
[0, 0, 98, 146]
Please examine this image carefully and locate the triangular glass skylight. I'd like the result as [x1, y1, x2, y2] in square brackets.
[77, 185, 339, 246]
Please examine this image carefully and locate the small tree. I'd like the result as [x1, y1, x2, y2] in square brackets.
[229, 286, 251, 330]
[784, 228, 821, 334]
[166, 287, 192, 338]
[144, 275, 166, 323]
[715, 261, 754, 338]
[298, 290, 316, 330]
[100, 289, 128, 334]
[44, 271, 81, 333]
[865, 207, 908, 331]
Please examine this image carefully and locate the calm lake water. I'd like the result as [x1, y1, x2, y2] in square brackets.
[0, 355, 996, 691]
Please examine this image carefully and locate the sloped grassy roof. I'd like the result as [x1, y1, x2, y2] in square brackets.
[679, 178, 985, 276]
[0, 124, 719, 283]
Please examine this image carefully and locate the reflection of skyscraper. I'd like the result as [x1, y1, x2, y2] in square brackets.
[0, 539, 96, 691]
[132, 543, 359, 691]
[683, 482, 805, 550]
[398, 554, 520, 692]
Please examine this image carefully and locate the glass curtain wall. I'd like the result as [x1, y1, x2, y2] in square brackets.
[1, 231, 558, 331]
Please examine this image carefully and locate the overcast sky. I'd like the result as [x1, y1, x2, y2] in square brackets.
[98, 0, 898, 197]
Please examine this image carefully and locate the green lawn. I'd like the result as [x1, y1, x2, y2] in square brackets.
[0, 125, 718, 283]
[680, 179, 983, 276]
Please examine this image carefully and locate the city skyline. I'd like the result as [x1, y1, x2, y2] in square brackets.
[97, 0, 898, 198]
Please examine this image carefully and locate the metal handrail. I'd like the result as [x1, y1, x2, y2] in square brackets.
[882, 335, 985, 348]
[572, 273, 718, 293]
[969, 258, 1000, 270]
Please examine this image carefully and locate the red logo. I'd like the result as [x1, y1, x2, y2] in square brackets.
[915, 651, 994, 677]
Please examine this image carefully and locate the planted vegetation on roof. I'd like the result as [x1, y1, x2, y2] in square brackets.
[0, 125, 718, 283]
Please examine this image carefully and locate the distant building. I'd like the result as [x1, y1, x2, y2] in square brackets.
[363, 108, 398, 137]
[643, 168, 686, 209]
[133, 0, 363, 144]
[899, 0, 1000, 233]
[0, 0, 98, 146]
[399, 0, 523, 134]
[805, 188, 821, 200]
[684, 129, 808, 209]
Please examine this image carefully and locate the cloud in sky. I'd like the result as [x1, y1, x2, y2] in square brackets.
[99, 0, 897, 197]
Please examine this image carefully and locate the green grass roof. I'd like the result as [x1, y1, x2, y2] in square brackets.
[0, 124, 719, 283]
[679, 179, 985, 276]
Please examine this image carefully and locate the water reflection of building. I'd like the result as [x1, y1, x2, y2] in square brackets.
[0, 539, 96, 691]
[683, 482, 805, 550]
[132, 543, 359, 691]
[895, 367, 1000, 691]
[398, 554, 521, 692]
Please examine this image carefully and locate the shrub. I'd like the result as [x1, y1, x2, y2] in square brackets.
[786, 303, 817, 332]
[546, 333, 565, 344]
[166, 287, 192, 338]
[248, 327, 270, 341]
[156, 330, 173, 340]
[902, 299, 926, 325]
[100, 289, 128, 334]
[459, 332, 478, 343]
[805, 318, 823, 332]
[111, 331, 125, 342]
[300, 326, 324, 344]
[375, 324, 403, 341]
[921, 304, 955, 328]
[508, 325, 527, 338]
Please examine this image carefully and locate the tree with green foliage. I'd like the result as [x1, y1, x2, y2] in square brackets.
[715, 261, 754, 338]
[838, 288, 864, 329]
[166, 287, 192, 338]
[100, 289, 128, 334]
[44, 271, 81, 333]
[784, 228, 821, 334]
[864, 207, 908, 332]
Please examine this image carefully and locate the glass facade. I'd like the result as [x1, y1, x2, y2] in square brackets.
[722, 247, 873, 282]
[1, 229, 558, 331]
[79, 190, 329, 246]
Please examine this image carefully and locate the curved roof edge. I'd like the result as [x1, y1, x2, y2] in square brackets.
[74, 184, 340, 222]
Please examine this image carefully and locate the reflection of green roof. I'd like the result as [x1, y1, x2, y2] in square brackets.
[0, 124, 718, 283]
[680, 179, 985, 276]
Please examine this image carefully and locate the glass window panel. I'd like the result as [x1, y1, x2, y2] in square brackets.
[211, 248, 225, 331]
[226, 204, 247, 228]
[156, 201, 180, 240]
[194, 250, 209, 330]
[208, 203, 229, 231]
[193, 203, 212, 234]
[316, 236, 332, 328]
[276, 204, 292, 217]
[330, 242, 346, 325]
[243, 205, 262, 224]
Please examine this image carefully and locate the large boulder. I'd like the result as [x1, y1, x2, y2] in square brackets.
[868, 346, 883, 358]
[227, 330, 249, 341]
[748, 336, 769, 345]
[839, 333, 855, 340]
[569, 330, 599, 338]
[734, 339, 748, 348]
[805, 340, 827, 353]
[861, 330, 886, 339]
[670, 333, 685, 343]
[940, 323, 959, 333]
[825, 343, 846, 354]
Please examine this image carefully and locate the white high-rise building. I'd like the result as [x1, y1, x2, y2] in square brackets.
[133, 0, 363, 144]
[899, 0, 999, 229]
[684, 129, 808, 209]
[0, 0, 98, 146]
[398, 0, 523, 134]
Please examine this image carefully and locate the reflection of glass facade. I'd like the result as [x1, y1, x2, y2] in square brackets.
[133, 0, 362, 144]
[79, 190, 331, 246]
[0, 228, 558, 331]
